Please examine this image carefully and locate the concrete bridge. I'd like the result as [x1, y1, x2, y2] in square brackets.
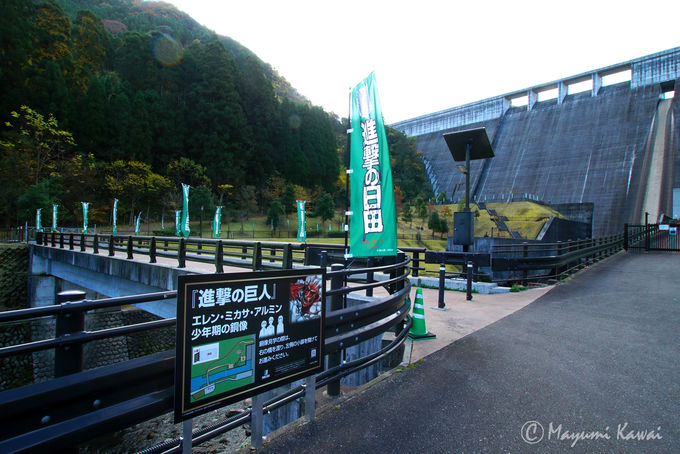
[392, 47, 679, 237]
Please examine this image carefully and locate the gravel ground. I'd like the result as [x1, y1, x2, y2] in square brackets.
[80, 402, 250, 454]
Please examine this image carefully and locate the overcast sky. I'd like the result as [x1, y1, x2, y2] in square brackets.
[160, 0, 679, 124]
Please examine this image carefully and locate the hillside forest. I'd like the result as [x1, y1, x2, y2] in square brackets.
[0, 0, 432, 230]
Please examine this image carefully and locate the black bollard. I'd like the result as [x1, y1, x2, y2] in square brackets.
[466, 261, 473, 301]
[438, 264, 446, 308]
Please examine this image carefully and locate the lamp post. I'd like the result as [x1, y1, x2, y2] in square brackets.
[443, 128, 494, 253]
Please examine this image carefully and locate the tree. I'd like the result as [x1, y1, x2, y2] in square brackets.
[428, 211, 441, 239]
[415, 196, 427, 228]
[281, 184, 297, 215]
[103, 160, 171, 224]
[167, 157, 212, 189]
[439, 218, 449, 239]
[401, 204, 413, 228]
[312, 193, 335, 222]
[266, 199, 284, 230]
[2, 105, 75, 185]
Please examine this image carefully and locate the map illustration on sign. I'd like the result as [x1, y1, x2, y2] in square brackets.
[190, 334, 255, 403]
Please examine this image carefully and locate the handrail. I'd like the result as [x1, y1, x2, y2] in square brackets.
[0, 249, 411, 452]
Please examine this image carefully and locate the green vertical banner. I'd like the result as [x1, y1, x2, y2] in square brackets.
[296, 200, 306, 242]
[112, 198, 118, 236]
[52, 204, 58, 232]
[213, 206, 222, 238]
[181, 183, 190, 238]
[36, 209, 42, 232]
[82, 202, 89, 234]
[175, 210, 181, 237]
[348, 72, 397, 257]
[135, 211, 142, 235]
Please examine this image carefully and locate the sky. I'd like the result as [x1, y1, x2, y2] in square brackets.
[160, 0, 679, 124]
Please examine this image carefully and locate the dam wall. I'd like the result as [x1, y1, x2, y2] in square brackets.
[393, 48, 679, 236]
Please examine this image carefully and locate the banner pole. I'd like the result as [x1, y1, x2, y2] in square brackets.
[344, 87, 352, 289]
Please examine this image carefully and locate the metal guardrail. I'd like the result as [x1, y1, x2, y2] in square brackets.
[424, 234, 624, 284]
[0, 253, 412, 452]
[624, 223, 680, 252]
[32, 231, 427, 278]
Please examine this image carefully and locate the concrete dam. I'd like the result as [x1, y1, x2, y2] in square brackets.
[392, 47, 679, 237]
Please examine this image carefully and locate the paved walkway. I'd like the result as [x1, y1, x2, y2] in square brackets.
[256, 252, 680, 453]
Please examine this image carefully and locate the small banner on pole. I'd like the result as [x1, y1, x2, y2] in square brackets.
[52, 204, 58, 232]
[112, 198, 118, 236]
[296, 200, 306, 242]
[36, 208, 42, 232]
[82, 202, 89, 234]
[135, 211, 142, 235]
[213, 206, 222, 239]
[349, 72, 397, 257]
[181, 183, 190, 238]
[175, 210, 181, 237]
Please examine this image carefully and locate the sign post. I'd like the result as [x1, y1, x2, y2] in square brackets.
[174, 269, 325, 422]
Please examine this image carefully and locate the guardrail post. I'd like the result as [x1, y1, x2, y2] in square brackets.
[645, 225, 651, 252]
[327, 263, 344, 397]
[93, 234, 98, 254]
[396, 252, 406, 291]
[164, 239, 168, 252]
[366, 258, 374, 297]
[181, 419, 193, 454]
[197, 241, 202, 256]
[178, 237, 186, 268]
[52, 231, 56, 247]
[55, 290, 86, 378]
[59, 232, 64, 248]
[108, 235, 115, 256]
[270, 247, 276, 263]
[242, 246, 248, 260]
[127, 235, 133, 259]
[250, 393, 264, 449]
[149, 237, 157, 263]
[305, 375, 316, 421]
[438, 263, 446, 308]
[412, 250, 420, 277]
[215, 240, 224, 273]
[466, 261, 473, 301]
[252, 242, 262, 271]
[69, 234, 74, 250]
[80, 233, 86, 252]
[554, 241, 563, 279]
[282, 243, 292, 269]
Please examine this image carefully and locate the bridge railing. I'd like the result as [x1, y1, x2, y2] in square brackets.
[33, 231, 429, 281]
[424, 234, 625, 285]
[488, 233, 624, 283]
[0, 253, 412, 453]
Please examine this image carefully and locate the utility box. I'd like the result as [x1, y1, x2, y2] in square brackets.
[453, 211, 473, 245]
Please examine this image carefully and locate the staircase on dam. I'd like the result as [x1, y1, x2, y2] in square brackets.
[392, 47, 679, 237]
[638, 99, 673, 223]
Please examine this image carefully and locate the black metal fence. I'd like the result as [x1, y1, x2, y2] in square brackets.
[624, 223, 680, 252]
[0, 251, 412, 452]
[32, 231, 428, 278]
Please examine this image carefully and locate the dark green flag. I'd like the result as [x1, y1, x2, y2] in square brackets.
[349, 73, 397, 257]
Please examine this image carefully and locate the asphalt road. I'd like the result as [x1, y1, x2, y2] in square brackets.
[258, 252, 680, 453]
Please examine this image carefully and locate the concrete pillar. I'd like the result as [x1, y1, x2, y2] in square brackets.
[30, 275, 56, 308]
[527, 89, 538, 110]
[592, 73, 602, 96]
[558, 81, 568, 104]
